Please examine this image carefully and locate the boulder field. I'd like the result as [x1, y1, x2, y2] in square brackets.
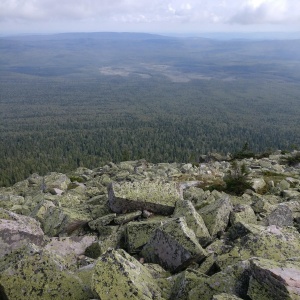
[0, 151, 300, 299]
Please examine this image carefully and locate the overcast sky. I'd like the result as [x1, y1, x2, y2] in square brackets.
[1, 0, 300, 35]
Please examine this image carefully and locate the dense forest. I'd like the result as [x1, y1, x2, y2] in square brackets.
[0, 33, 300, 186]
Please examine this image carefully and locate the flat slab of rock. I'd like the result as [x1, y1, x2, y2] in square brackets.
[0, 209, 44, 257]
[92, 248, 163, 300]
[108, 181, 182, 215]
[141, 217, 207, 272]
[248, 257, 300, 300]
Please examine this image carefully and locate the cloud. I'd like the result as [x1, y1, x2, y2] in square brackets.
[0, 0, 299, 33]
[0, 0, 223, 23]
[229, 0, 300, 24]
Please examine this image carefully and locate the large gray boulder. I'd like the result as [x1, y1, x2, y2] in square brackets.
[264, 204, 293, 227]
[44, 235, 97, 265]
[0, 245, 89, 300]
[92, 248, 163, 300]
[199, 196, 233, 237]
[188, 260, 251, 300]
[248, 257, 300, 300]
[218, 225, 300, 270]
[108, 181, 182, 215]
[173, 200, 211, 246]
[43, 172, 71, 193]
[141, 217, 207, 272]
[230, 204, 257, 225]
[126, 217, 168, 253]
[0, 209, 44, 257]
[41, 206, 91, 236]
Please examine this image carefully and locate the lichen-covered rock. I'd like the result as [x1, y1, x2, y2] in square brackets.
[85, 226, 125, 258]
[264, 204, 293, 227]
[41, 206, 91, 236]
[88, 213, 116, 231]
[188, 260, 251, 300]
[0, 247, 90, 300]
[0, 209, 44, 257]
[212, 294, 243, 300]
[0, 194, 25, 210]
[108, 181, 182, 215]
[199, 196, 233, 237]
[141, 217, 207, 272]
[173, 200, 211, 246]
[230, 204, 257, 226]
[227, 221, 266, 241]
[30, 198, 56, 222]
[170, 269, 204, 300]
[247, 257, 300, 300]
[91, 248, 164, 300]
[75, 263, 99, 299]
[250, 177, 267, 192]
[53, 190, 88, 207]
[218, 225, 300, 270]
[278, 179, 291, 191]
[251, 195, 276, 214]
[44, 235, 97, 265]
[282, 189, 300, 200]
[44, 172, 71, 193]
[114, 210, 142, 224]
[126, 217, 168, 253]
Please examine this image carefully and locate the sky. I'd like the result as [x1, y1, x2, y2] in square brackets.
[1, 0, 300, 35]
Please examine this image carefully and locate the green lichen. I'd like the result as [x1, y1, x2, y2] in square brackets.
[0, 250, 90, 300]
[92, 249, 164, 300]
[126, 217, 167, 253]
[173, 200, 211, 246]
[112, 181, 182, 205]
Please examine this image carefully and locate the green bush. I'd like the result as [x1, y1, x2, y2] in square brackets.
[282, 153, 300, 166]
[223, 161, 252, 196]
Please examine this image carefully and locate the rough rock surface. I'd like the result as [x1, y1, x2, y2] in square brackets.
[92, 248, 163, 300]
[0, 245, 90, 299]
[199, 196, 233, 237]
[248, 257, 300, 300]
[0, 209, 44, 256]
[108, 180, 182, 215]
[0, 151, 300, 299]
[126, 217, 168, 253]
[173, 200, 211, 246]
[141, 217, 207, 272]
[264, 204, 293, 227]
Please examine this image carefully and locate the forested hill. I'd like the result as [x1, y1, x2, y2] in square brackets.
[0, 32, 300, 186]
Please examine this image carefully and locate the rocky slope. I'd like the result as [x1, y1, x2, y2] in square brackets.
[0, 151, 300, 299]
